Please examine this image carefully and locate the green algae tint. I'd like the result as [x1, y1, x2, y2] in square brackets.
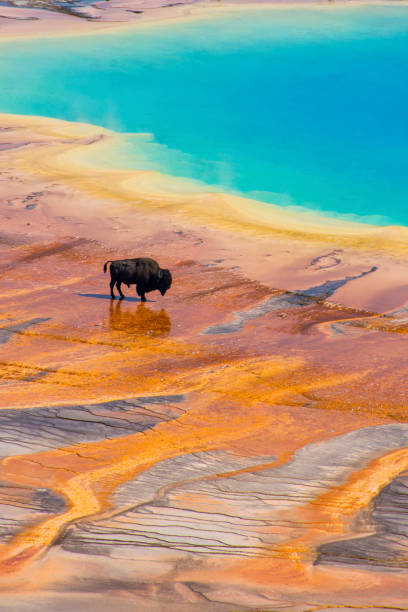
[0, 6, 407, 225]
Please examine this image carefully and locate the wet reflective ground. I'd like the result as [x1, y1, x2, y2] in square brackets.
[1, 117, 408, 610]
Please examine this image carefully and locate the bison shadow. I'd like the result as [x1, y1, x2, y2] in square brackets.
[108, 301, 171, 337]
[78, 293, 155, 303]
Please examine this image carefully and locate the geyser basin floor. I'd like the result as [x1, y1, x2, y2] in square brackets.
[1, 113, 408, 610]
[1, 4, 408, 610]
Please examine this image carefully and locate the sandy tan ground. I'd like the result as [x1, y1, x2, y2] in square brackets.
[2, 0, 408, 41]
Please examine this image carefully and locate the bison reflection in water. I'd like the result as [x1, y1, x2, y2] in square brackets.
[109, 300, 171, 337]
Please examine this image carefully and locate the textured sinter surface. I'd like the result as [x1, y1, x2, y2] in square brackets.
[0, 0, 205, 34]
[1, 116, 408, 610]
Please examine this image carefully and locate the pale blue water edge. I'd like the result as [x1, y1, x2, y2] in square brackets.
[0, 7, 407, 225]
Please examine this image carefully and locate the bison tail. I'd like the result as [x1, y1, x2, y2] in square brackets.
[103, 260, 112, 274]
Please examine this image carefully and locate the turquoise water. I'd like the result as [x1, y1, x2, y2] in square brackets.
[0, 7, 407, 225]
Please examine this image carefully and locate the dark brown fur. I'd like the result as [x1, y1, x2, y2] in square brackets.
[104, 257, 172, 301]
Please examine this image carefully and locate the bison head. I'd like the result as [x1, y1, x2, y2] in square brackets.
[158, 268, 172, 296]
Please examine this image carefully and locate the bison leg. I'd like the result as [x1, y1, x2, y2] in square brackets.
[110, 278, 116, 299]
[136, 285, 146, 302]
[116, 281, 125, 299]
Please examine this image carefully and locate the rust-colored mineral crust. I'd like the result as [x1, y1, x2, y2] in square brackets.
[1, 115, 408, 611]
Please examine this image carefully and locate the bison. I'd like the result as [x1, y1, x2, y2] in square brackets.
[103, 257, 172, 301]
